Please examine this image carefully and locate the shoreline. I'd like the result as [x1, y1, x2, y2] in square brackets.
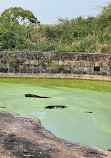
[0, 73, 111, 81]
[0, 111, 111, 158]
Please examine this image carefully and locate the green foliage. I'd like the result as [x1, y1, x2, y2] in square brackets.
[46, 59, 53, 66]
[0, 7, 39, 51]
[0, 2, 111, 53]
[36, 42, 58, 51]
[0, 31, 16, 49]
[9, 59, 17, 67]
[0, 7, 39, 25]
[57, 65, 64, 71]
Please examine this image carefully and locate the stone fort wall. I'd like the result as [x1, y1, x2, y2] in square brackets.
[0, 52, 111, 76]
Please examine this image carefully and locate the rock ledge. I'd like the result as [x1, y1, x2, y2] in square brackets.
[0, 111, 111, 158]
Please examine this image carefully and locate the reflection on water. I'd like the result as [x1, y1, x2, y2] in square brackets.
[0, 78, 111, 149]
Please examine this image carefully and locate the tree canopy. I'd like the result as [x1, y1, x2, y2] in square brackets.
[0, 7, 39, 25]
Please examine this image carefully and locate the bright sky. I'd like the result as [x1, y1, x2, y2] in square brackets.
[0, 0, 109, 24]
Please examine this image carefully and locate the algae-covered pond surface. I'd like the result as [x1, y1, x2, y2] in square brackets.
[0, 78, 111, 149]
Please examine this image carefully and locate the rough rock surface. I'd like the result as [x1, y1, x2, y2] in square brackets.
[0, 51, 111, 76]
[0, 111, 111, 158]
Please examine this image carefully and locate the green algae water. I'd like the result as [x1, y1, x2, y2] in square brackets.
[0, 78, 111, 149]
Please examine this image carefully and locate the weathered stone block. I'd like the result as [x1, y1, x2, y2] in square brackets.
[0, 68, 8, 73]
[100, 67, 108, 72]
[108, 61, 111, 68]
[71, 66, 78, 71]
[85, 61, 94, 67]
[59, 61, 64, 65]
[64, 65, 71, 71]
[95, 62, 100, 67]
[84, 67, 94, 73]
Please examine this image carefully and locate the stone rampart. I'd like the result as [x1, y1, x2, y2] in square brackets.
[0, 52, 111, 76]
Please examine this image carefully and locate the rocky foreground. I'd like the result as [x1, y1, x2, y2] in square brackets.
[0, 111, 111, 158]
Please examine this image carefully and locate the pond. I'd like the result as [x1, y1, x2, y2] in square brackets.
[0, 78, 111, 149]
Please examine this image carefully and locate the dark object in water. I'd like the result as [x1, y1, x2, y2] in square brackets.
[45, 105, 67, 109]
[25, 94, 50, 98]
[108, 148, 111, 152]
[85, 111, 92, 113]
[0, 106, 6, 108]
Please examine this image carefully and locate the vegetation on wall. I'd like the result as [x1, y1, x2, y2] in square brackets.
[0, 2, 111, 53]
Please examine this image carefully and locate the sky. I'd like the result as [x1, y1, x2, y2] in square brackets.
[0, 0, 109, 24]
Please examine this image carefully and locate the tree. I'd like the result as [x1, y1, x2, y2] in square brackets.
[0, 7, 39, 26]
[0, 7, 40, 50]
[96, 2, 111, 32]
